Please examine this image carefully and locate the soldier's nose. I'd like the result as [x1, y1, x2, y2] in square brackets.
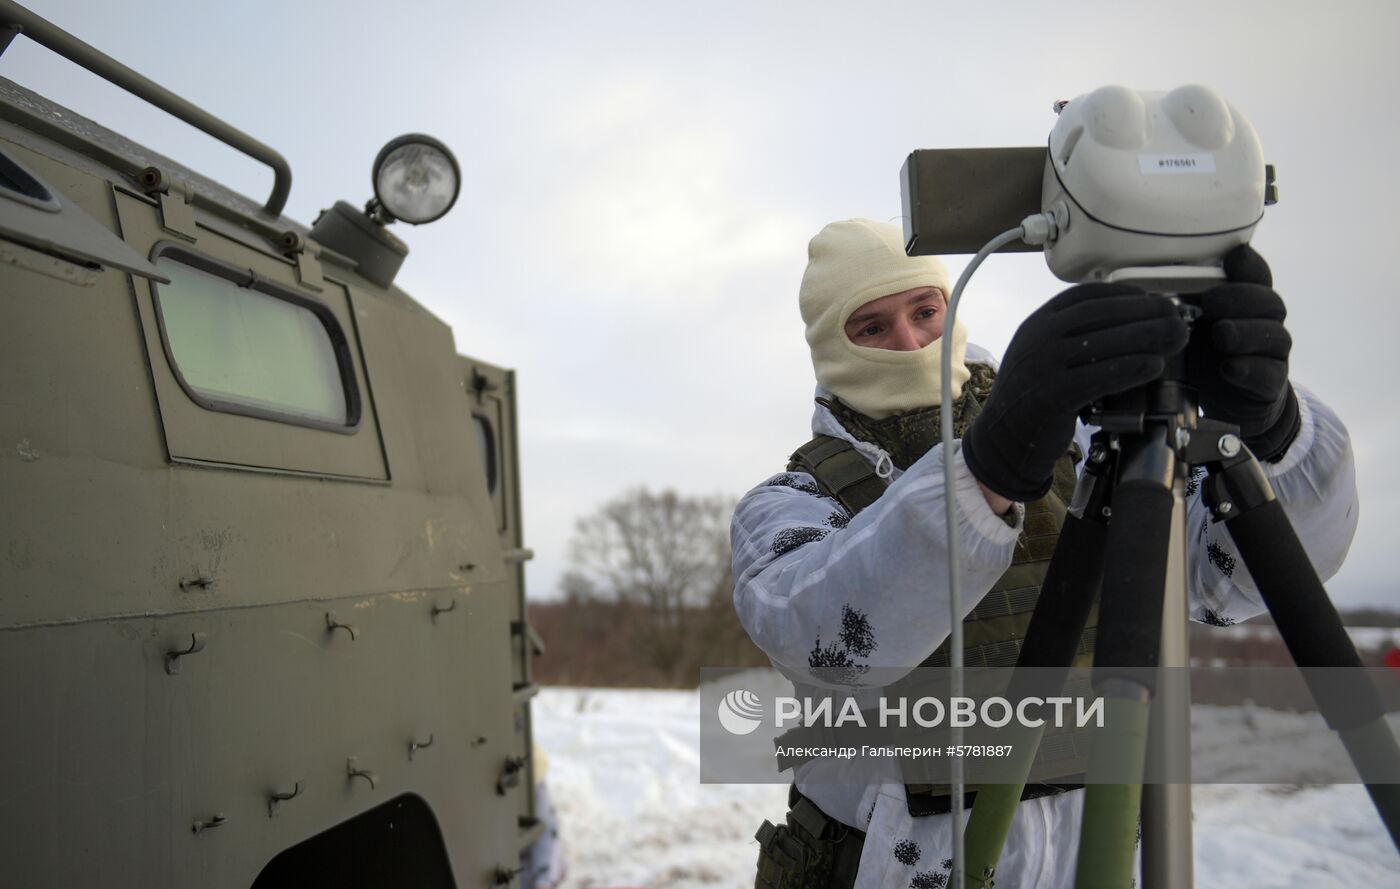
[889, 320, 923, 351]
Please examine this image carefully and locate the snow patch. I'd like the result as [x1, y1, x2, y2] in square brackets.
[533, 687, 1399, 888]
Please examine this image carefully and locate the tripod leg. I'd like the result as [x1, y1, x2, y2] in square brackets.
[1205, 450, 1400, 850]
[962, 450, 1112, 888]
[1076, 427, 1178, 889]
[1141, 484, 1192, 889]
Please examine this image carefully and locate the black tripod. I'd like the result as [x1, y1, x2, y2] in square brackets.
[958, 328, 1400, 889]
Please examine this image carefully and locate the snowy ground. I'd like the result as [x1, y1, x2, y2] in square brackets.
[532, 685, 1400, 889]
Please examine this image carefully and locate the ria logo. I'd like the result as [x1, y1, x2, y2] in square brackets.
[718, 689, 764, 735]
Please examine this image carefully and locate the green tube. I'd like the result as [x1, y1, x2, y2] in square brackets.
[1074, 695, 1151, 889]
[962, 721, 1050, 888]
[1076, 784, 1143, 889]
[963, 781, 1028, 888]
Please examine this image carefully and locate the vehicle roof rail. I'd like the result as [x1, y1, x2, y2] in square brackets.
[0, 0, 291, 217]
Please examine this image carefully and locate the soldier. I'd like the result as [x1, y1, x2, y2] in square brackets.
[732, 218, 1359, 889]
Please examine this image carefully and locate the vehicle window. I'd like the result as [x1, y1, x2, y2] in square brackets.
[152, 252, 357, 428]
[473, 414, 498, 493]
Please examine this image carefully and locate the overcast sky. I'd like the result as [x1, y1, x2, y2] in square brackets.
[7, 0, 1397, 609]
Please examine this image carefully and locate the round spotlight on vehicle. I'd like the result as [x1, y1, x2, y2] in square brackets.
[370, 134, 460, 225]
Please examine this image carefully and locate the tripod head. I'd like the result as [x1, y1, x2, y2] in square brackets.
[1088, 296, 1203, 439]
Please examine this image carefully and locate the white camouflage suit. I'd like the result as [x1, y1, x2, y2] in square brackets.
[730, 343, 1359, 889]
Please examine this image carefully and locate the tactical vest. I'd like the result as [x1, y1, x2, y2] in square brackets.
[787, 364, 1096, 813]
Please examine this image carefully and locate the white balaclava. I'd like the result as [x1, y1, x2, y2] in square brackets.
[799, 218, 969, 419]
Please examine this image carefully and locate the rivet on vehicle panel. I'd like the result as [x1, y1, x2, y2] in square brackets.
[409, 734, 435, 761]
[325, 612, 358, 641]
[346, 758, 378, 790]
[191, 814, 226, 834]
[164, 632, 207, 675]
[267, 781, 303, 818]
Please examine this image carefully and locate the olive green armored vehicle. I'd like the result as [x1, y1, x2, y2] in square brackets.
[0, 3, 543, 886]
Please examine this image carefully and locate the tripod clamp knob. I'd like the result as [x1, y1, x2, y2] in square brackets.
[1193, 421, 1276, 521]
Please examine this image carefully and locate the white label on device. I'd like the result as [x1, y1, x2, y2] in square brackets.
[1139, 153, 1217, 174]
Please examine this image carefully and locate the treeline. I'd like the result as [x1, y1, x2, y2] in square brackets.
[1337, 608, 1400, 628]
[528, 603, 1399, 689]
[528, 486, 770, 688]
[528, 597, 770, 688]
[1238, 609, 1400, 628]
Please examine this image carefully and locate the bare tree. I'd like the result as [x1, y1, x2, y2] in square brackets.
[564, 487, 735, 682]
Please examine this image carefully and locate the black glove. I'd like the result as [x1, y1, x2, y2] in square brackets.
[1186, 245, 1300, 461]
[963, 283, 1189, 502]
